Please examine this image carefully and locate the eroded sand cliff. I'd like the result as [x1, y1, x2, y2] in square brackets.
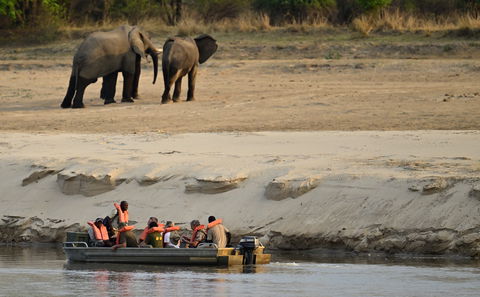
[1, 131, 479, 256]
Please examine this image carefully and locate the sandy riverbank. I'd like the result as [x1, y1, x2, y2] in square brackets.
[1, 131, 479, 256]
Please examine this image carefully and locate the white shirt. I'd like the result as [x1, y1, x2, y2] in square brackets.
[163, 232, 179, 248]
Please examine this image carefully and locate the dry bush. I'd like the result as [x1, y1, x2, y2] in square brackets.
[352, 15, 374, 36]
[457, 14, 480, 29]
[284, 16, 331, 32]
[352, 10, 480, 35]
[211, 13, 255, 32]
[196, 12, 272, 33]
[176, 18, 210, 36]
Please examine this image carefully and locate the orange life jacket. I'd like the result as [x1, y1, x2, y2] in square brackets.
[207, 219, 223, 230]
[190, 225, 205, 246]
[116, 225, 135, 245]
[165, 226, 180, 233]
[139, 224, 165, 241]
[147, 226, 165, 234]
[114, 203, 129, 224]
[87, 221, 109, 241]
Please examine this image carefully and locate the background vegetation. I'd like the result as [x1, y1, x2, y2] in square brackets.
[1, 0, 479, 41]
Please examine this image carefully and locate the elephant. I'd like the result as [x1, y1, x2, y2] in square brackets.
[61, 25, 160, 108]
[161, 34, 217, 104]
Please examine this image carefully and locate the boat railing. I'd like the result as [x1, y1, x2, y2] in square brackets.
[197, 242, 219, 249]
[63, 242, 88, 248]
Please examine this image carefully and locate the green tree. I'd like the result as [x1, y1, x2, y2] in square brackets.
[357, 0, 392, 12]
[193, 0, 250, 22]
[0, 0, 17, 20]
[0, 0, 66, 26]
[253, 0, 336, 24]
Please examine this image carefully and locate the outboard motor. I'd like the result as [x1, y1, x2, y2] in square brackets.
[237, 236, 262, 265]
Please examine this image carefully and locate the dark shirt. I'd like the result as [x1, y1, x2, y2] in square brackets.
[145, 232, 163, 248]
[118, 230, 138, 247]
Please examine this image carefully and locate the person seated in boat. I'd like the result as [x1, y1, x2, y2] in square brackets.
[110, 201, 129, 229]
[206, 216, 231, 248]
[87, 218, 112, 247]
[141, 221, 164, 248]
[180, 220, 206, 248]
[138, 217, 164, 245]
[102, 216, 116, 240]
[163, 221, 181, 248]
[112, 222, 138, 250]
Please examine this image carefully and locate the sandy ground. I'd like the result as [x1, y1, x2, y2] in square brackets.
[0, 40, 479, 133]
[0, 36, 480, 255]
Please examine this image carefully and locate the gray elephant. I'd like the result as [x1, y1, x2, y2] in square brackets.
[161, 34, 217, 104]
[61, 25, 160, 108]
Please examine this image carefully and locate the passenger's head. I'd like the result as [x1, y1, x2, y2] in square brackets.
[166, 221, 174, 228]
[208, 216, 216, 223]
[120, 201, 128, 211]
[148, 221, 158, 229]
[148, 217, 158, 224]
[103, 217, 112, 230]
[94, 218, 103, 227]
[190, 219, 200, 230]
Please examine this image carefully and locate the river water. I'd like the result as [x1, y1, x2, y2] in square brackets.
[0, 245, 479, 297]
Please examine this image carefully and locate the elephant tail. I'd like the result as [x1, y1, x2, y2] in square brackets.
[61, 66, 79, 108]
[162, 61, 169, 88]
[73, 65, 79, 91]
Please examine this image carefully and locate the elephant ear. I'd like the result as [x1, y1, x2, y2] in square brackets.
[194, 34, 217, 64]
[129, 27, 146, 59]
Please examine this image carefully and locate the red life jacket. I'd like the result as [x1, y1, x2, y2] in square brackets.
[87, 221, 109, 241]
[162, 226, 181, 247]
[139, 224, 165, 241]
[116, 225, 135, 245]
[207, 219, 223, 230]
[114, 203, 129, 224]
[190, 225, 205, 246]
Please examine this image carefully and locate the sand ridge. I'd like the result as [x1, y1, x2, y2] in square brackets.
[1, 131, 479, 255]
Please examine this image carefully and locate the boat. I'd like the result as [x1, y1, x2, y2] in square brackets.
[63, 236, 271, 266]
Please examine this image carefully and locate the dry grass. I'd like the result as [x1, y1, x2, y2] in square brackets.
[3, 11, 480, 45]
[210, 13, 272, 32]
[352, 15, 375, 36]
[352, 10, 480, 36]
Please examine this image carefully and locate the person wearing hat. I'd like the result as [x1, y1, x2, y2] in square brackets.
[87, 218, 112, 247]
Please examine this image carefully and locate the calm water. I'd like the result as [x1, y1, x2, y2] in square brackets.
[0, 245, 479, 297]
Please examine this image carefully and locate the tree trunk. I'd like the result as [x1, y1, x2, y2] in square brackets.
[175, 0, 182, 24]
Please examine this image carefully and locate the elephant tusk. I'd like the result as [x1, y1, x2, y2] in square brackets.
[155, 48, 163, 54]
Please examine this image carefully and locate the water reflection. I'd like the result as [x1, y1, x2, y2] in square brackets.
[272, 249, 480, 268]
[1, 246, 480, 297]
[64, 261, 267, 274]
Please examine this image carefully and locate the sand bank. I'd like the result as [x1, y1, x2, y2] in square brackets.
[0, 131, 479, 256]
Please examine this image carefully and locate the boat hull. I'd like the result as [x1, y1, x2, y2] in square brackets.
[63, 243, 270, 266]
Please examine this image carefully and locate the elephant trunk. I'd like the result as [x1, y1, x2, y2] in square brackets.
[150, 51, 158, 84]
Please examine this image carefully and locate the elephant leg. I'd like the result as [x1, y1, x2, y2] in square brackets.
[132, 55, 141, 99]
[100, 79, 107, 100]
[72, 77, 96, 108]
[172, 77, 183, 102]
[187, 66, 197, 102]
[121, 72, 134, 103]
[61, 75, 76, 108]
[102, 72, 118, 105]
[162, 72, 177, 104]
